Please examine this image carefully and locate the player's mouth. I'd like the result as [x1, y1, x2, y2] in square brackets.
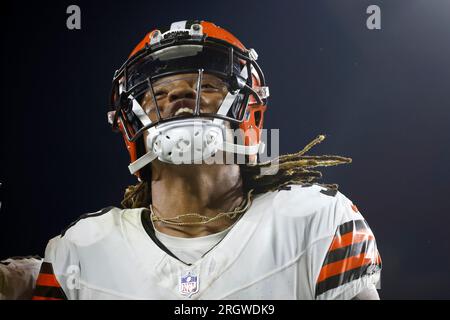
[174, 107, 194, 116]
[169, 99, 204, 117]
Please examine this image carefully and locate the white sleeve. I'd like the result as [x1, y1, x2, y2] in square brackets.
[0, 256, 43, 300]
[313, 192, 382, 300]
[352, 285, 380, 300]
[32, 236, 80, 300]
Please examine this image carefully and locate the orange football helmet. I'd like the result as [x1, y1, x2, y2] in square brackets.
[108, 20, 269, 179]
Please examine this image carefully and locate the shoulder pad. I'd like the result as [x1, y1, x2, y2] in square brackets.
[60, 207, 121, 244]
[273, 184, 338, 219]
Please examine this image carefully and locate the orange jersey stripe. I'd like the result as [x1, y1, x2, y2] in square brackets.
[35, 273, 61, 288]
[376, 253, 382, 265]
[32, 296, 64, 301]
[329, 231, 374, 251]
[318, 252, 376, 283]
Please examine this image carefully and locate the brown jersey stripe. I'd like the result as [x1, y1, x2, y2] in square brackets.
[33, 285, 67, 300]
[337, 219, 369, 236]
[323, 238, 375, 266]
[39, 261, 55, 274]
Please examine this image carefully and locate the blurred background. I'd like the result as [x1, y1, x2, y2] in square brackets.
[1, 0, 449, 299]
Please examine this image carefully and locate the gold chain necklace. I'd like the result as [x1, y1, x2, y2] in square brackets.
[150, 189, 254, 226]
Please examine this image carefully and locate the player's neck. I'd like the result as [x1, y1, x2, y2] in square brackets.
[150, 161, 244, 237]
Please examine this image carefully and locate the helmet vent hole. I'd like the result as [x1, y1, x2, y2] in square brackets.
[166, 135, 171, 139]
[194, 131, 200, 136]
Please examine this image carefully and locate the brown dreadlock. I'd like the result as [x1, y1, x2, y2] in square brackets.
[121, 134, 352, 209]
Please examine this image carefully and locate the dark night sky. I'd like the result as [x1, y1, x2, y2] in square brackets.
[1, 0, 450, 299]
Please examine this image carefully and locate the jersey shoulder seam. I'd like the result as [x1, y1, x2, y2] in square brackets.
[60, 206, 117, 237]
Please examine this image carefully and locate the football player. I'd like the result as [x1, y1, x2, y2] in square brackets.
[32, 21, 382, 300]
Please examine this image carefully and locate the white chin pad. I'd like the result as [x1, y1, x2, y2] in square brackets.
[149, 119, 224, 164]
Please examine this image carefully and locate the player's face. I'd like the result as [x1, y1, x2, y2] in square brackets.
[141, 73, 229, 122]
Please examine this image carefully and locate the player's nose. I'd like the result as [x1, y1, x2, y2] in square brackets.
[168, 81, 197, 102]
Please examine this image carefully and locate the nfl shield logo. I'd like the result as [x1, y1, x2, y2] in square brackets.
[179, 271, 199, 297]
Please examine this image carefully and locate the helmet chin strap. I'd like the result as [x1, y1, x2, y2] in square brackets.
[127, 119, 265, 175]
[218, 141, 264, 156]
[128, 149, 158, 175]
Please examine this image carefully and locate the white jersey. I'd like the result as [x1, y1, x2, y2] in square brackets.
[154, 225, 233, 265]
[33, 184, 381, 300]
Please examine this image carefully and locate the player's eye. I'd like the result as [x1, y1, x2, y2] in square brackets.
[154, 90, 168, 99]
[200, 83, 219, 92]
